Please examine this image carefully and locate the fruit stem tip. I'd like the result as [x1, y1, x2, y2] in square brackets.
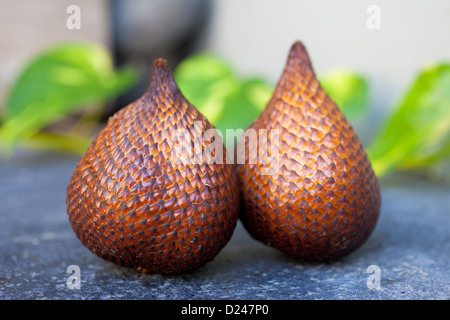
[146, 58, 181, 99]
[153, 58, 168, 68]
[149, 58, 175, 85]
[283, 40, 314, 77]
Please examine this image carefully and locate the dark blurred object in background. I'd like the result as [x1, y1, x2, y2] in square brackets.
[108, 0, 211, 118]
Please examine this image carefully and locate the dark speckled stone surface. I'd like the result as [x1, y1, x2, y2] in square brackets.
[0, 151, 449, 300]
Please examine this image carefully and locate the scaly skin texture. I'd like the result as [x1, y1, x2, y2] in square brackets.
[236, 41, 381, 261]
[66, 59, 239, 275]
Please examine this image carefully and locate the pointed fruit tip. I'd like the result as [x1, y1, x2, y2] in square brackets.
[151, 58, 171, 77]
[147, 58, 180, 95]
[290, 41, 307, 55]
[286, 40, 314, 75]
[153, 58, 168, 69]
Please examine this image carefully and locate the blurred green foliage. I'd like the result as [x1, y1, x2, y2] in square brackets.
[1, 43, 450, 181]
[367, 64, 450, 176]
[174, 53, 272, 147]
[0, 42, 138, 155]
[318, 69, 369, 121]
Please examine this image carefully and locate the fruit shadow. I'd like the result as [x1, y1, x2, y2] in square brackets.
[196, 219, 388, 277]
[98, 220, 386, 283]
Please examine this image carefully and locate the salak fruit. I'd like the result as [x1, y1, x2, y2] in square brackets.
[66, 59, 239, 274]
[236, 41, 381, 261]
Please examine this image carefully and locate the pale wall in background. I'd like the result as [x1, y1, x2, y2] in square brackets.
[0, 0, 110, 107]
[200, 0, 450, 143]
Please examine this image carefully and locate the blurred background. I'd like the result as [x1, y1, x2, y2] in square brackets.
[1, 0, 450, 181]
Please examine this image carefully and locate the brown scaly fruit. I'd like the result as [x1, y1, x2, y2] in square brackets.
[66, 59, 239, 275]
[236, 41, 381, 261]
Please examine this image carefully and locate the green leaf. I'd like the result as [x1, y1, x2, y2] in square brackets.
[0, 42, 138, 149]
[174, 53, 238, 124]
[367, 63, 450, 176]
[319, 69, 369, 120]
[214, 77, 272, 147]
[174, 53, 272, 147]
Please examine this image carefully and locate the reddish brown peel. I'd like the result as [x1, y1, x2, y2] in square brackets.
[236, 41, 381, 261]
[66, 59, 239, 274]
